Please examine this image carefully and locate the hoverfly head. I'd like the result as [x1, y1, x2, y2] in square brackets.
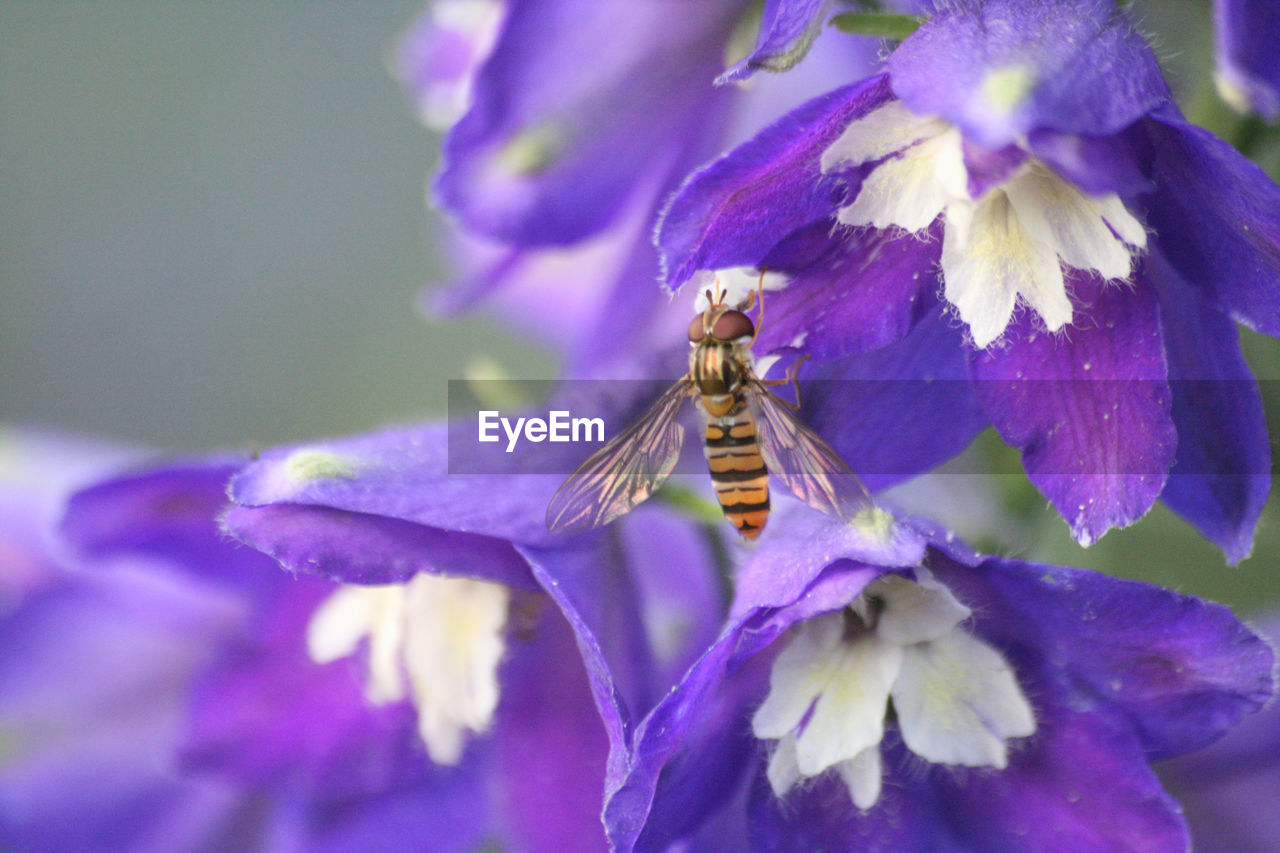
[709, 309, 755, 343]
[687, 312, 708, 345]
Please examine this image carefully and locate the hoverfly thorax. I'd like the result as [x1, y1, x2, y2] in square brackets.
[547, 273, 872, 541]
[689, 306, 755, 401]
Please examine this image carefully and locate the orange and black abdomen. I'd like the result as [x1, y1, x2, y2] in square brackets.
[703, 399, 770, 540]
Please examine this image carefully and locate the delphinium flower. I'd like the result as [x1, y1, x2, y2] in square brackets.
[1159, 612, 1280, 853]
[657, 0, 1280, 560]
[220, 415, 731, 788]
[0, 434, 251, 851]
[25, 437, 694, 851]
[593, 502, 1275, 852]
[398, 0, 886, 371]
[1214, 0, 1280, 119]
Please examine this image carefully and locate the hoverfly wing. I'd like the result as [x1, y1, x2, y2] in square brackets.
[546, 379, 692, 534]
[746, 378, 874, 521]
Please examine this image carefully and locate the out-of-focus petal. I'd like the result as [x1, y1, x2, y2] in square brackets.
[435, 0, 740, 245]
[1147, 251, 1271, 564]
[1142, 107, 1280, 337]
[718, 0, 835, 83]
[1214, 0, 1280, 118]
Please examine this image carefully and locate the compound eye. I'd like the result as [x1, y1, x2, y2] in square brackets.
[711, 310, 754, 341]
[687, 315, 706, 343]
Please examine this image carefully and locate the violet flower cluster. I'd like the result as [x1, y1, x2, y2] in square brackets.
[5, 1, 1280, 852]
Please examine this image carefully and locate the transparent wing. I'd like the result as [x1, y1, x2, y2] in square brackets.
[746, 378, 874, 521]
[546, 379, 692, 534]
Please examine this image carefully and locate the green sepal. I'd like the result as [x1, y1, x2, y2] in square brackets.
[829, 11, 924, 40]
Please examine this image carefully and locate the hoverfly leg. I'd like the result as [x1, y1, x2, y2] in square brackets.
[760, 351, 811, 411]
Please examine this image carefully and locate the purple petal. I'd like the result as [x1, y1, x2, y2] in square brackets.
[1161, 614, 1280, 853]
[888, 0, 1170, 148]
[429, 162, 699, 375]
[515, 505, 724, 785]
[1147, 251, 1270, 563]
[395, 1, 503, 129]
[59, 457, 276, 593]
[224, 502, 536, 589]
[491, 604, 612, 853]
[1215, 0, 1280, 118]
[224, 422, 559, 587]
[0, 428, 146, 599]
[931, 553, 1276, 760]
[1027, 124, 1153, 198]
[603, 622, 770, 853]
[616, 505, 725, 692]
[753, 220, 941, 359]
[733, 504, 924, 616]
[658, 75, 893, 289]
[178, 575, 433, 800]
[717, 0, 834, 83]
[963, 139, 1028, 200]
[435, 0, 738, 245]
[0, 568, 245, 852]
[797, 307, 987, 492]
[970, 272, 1176, 545]
[304, 769, 492, 853]
[1142, 108, 1280, 338]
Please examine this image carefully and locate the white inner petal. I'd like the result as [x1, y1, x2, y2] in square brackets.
[835, 745, 882, 811]
[751, 611, 847, 739]
[869, 572, 971, 646]
[794, 632, 902, 776]
[1003, 166, 1134, 281]
[942, 191, 1067, 348]
[892, 630, 1036, 768]
[821, 100, 950, 172]
[752, 574, 1037, 811]
[836, 128, 965, 233]
[306, 573, 510, 766]
[823, 102, 1149, 350]
[766, 734, 802, 797]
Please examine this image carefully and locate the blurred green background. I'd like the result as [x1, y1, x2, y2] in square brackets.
[0, 1, 551, 453]
[1, 1, 1276, 615]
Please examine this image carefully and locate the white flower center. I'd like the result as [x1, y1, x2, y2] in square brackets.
[821, 100, 1147, 348]
[307, 573, 510, 765]
[752, 571, 1035, 809]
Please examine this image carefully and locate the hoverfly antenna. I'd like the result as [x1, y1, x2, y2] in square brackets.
[750, 266, 767, 345]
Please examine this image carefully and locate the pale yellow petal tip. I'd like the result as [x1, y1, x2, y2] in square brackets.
[979, 65, 1036, 116]
[849, 505, 898, 543]
[496, 122, 566, 176]
[1214, 69, 1254, 115]
[280, 448, 363, 485]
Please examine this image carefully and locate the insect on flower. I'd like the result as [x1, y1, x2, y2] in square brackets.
[547, 274, 872, 540]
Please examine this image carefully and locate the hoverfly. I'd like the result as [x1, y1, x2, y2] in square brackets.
[546, 274, 872, 540]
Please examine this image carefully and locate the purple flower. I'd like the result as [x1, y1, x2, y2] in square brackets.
[595, 503, 1275, 852]
[1214, 0, 1280, 119]
[1160, 612, 1280, 853]
[658, 0, 1280, 558]
[16, 439, 643, 850]
[401, 0, 884, 371]
[0, 435, 249, 852]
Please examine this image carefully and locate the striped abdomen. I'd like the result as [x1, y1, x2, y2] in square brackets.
[703, 397, 769, 540]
